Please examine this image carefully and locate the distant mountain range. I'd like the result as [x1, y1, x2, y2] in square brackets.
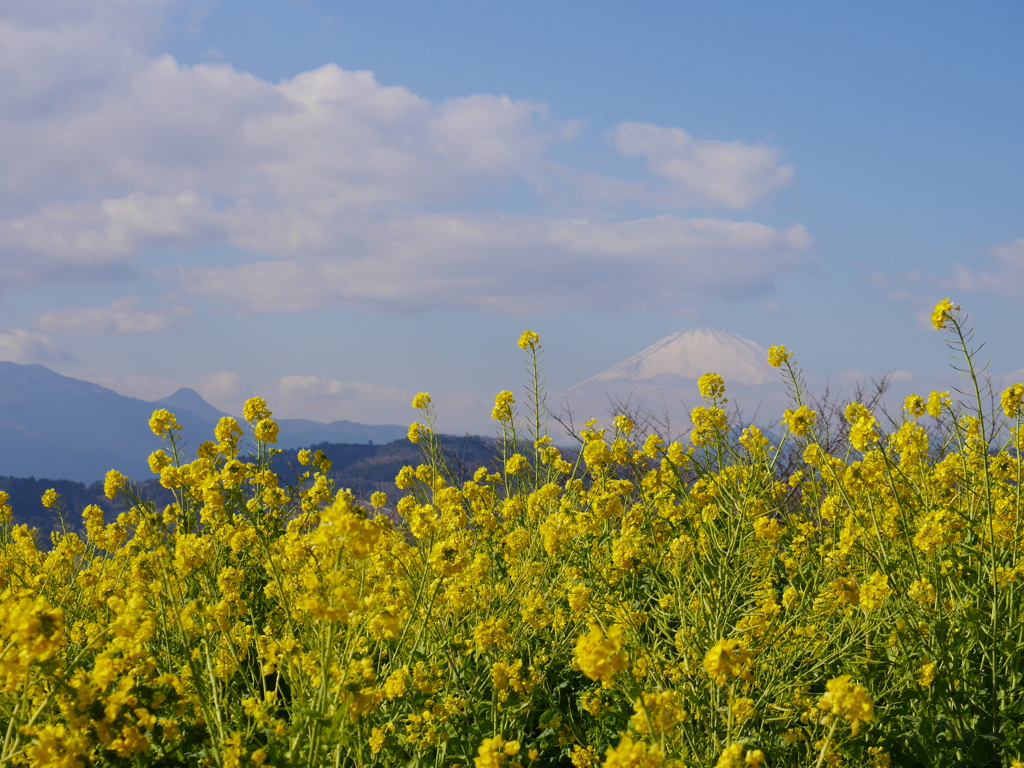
[0, 362, 407, 483]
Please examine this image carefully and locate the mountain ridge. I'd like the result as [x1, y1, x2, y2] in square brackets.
[0, 362, 407, 483]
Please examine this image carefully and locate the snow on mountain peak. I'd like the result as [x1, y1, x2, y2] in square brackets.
[583, 328, 779, 386]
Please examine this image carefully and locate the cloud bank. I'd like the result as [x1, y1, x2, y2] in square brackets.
[1, 1, 808, 313]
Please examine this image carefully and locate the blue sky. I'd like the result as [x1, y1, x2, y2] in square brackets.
[1, 1, 1022, 433]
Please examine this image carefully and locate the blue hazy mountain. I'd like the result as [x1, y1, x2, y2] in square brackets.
[0, 362, 406, 483]
[155, 387, 230, 423]
[153, 387, 408, 448]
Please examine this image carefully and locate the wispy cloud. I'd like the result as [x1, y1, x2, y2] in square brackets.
[184, 214, 813, 313]
[610, 122, 794, 209]
[34, 296, 189, 335]
[949, 238, 1024, 298]
[879, 237, 1024, 307]
[276, 376, 409, 403]
[0, 327, 71, 364]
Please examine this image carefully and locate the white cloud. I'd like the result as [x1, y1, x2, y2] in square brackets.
[277, 376, 409, 403]
[34, 296, 187, 335]
[258, 375, 490, 430]
[0, 327, 70, 364]
[184, 213, 813, 313]
[884, 238, 1024, 306]
[1000, 369, 1024, 385]
[77, 372, 184, 401]
[261, 375, 411, 425]
[949, 238, 1024, 298]
[611, 123, 795, 209]
[0, 1, 810, 312]
[197, 370, 248, 412]
[0, 1, 175, 117]
[2, 53, 563, 216]
[71, 366, 249, 414]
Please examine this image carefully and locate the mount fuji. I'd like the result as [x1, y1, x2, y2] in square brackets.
[562, 328, 786, 430]
[581, 328, 779, 386]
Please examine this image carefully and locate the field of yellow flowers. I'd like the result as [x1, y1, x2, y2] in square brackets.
[1, 300, 1023, 768]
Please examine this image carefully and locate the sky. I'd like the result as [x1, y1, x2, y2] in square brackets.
[1, 0, 1022, 434]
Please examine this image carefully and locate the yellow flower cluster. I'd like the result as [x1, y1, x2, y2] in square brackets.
[148, 408, 181, 436]
[1002, 382, 1024, 419]
[40, 487, 59, 509]
[782, 404, 817, 437]
[766, 344, 790, 368]
[818, 674, 874, 735]
[0, 310, 1021, 767]
[931, 297, 959, 330]
[492, 390, 515, 421]
[574, 623, 629, 686]
[698, 372, 727, 401]
[844, 401, 879, 451]
[713, 743, 764, 768]
[702, 638, 754, 686]
[518, 330, 540, 350]
[602, 735, 664, 768]
[474, 735, 520, 768]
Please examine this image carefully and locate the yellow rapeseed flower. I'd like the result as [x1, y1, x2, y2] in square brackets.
[215, 415, 244, 444]
[505, 454, 528, 475]
[845, 401, 879, 451]
[518, 330, 540, 350]
[429, 537, 467, 577]
[242, 396, 271, 423]
[474, 735, 520, 768]
[731, 697, 755, 723]
[904, 394, 926, 418]
[574, 623, 629, 685]
[602, 735, 663, 768]
[818, 674, 873, 734]
[767, 344, 790, 367]
[1001, 383, 1024, 419]
[571, 745, 599, 768]
[931, 297, 958, 330]
[782, 405, 817, 437]
[702, 638, 753, 685]
[612, 414, 635, 435]
[630, 690, 687, 735]
[713, 743, 764, 768]
[926, 390, 950, 418]
[253, 418, 279, 443]
[149, 408, 181, 436]
[917, 659, 936, 687]
[492, 390, 515, 421]
[698, 372, 726, 401]
[690, 406, 727, 447]
[860, 571, 892, 612]
[103, 469, 127, 500]
[41, 488, 59, 508]
[411, 392, 431, 409]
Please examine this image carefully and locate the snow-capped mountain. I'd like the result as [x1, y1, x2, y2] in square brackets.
[558, 328, 786, 433]
[577, 328, 779, 387]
